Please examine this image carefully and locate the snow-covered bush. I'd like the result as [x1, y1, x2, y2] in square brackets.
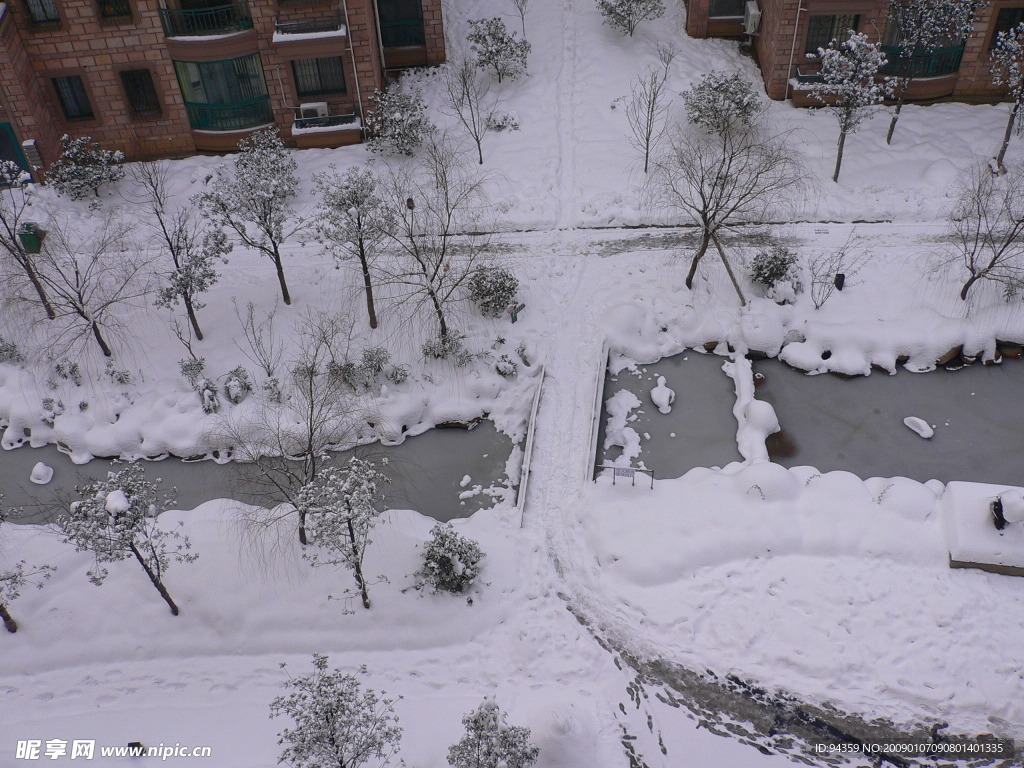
[46, 135, 125, 202]
[467, 18, 531, 82]
[495, 354, 518, 378]
[223, 366, 253, 405]
[270, 654, 403, 768]
[683, 72, 762, 136]
[991, 21, 1024, 169]
[104, 361, 132, 386]
[365, 84, 433, 156]
[386, 365, 409, 385]
[448, 698, 539, 768]
[423, 333, 472, 366]
[179, 358, 220, 414]
[468, 266, 519, 317]
[419, 522, 484, 594]
[360, 346, 390, 378]
[0, 338, 25, 366]
[55, 359, 81, 384]
[750, 246, 799, 290]
[56, 462, 195, 615]
[597, 0, 665, 36]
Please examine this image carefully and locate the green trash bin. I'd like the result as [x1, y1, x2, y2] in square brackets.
[17, 222, 41, 254]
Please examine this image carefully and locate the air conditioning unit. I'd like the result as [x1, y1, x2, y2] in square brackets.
[299, 102, 329, 119]
[743, 0, 761, 34]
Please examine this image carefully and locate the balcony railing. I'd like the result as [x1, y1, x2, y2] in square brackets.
[275, 14, 342, 34]
[159, 2, 253, 37]
[380, 19, 425, 47]
[293, 112, 359, 130]
[184, 96, 272, 131]
[880, 44, 965, 79]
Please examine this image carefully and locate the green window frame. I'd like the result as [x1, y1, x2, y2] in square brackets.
[805, 14, 860, 54]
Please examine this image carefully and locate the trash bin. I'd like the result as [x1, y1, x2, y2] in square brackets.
[17, 222, 41, 254]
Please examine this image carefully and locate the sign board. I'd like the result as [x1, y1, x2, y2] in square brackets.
[614, 467, 635, 479]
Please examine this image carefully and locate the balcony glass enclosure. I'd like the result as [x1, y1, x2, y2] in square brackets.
[174, 55, 272, 131]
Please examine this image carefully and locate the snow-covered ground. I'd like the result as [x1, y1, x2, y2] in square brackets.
[4, 0, 1024, 765]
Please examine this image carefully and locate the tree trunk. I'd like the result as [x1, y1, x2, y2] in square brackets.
[22, 259, 56, 320]
[92, 322, 113, 357]
[183, 295, 204, 341]
[429, 289, 448, 342]
[129, 543, 180, 615]
[960, 273, 980, 301]
[475, 137, 484, 165]
[0, 602, 17, 633]
[886, 77, 912, 145]
[996, 100, 1020, 172]
[833, 129, 848, 183]
[357, 244, 378, 330]
[347, 517, 370, 609]
[298, 506, 307, 546]
[711, 232, 747, 306]
[685, 231, 712, 289]
[272, 251, 292, 306]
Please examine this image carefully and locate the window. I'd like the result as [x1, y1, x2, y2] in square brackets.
[24, 0, 59, 22]
[173, 55, 272, 131]
[98, 0, 130, 18]
[120, 70, 160, 115]
[709, 0, 745, 18]
[805, 14, 860, 54]
[991, 7, 1024, 49]
[291, 57, 346, 97]
[52, 76, 94, 121]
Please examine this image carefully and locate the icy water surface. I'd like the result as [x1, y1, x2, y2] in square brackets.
[755, 359, 1024, 486]
[0, 422, 514, 523]
[595, 351, 743, 480]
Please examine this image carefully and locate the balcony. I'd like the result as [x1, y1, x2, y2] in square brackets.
[880, 44, 965, 79]
[291, 110, 360, 148]
[159, 2, 252, 37]
[184, 96, 272, 131]
[274, 14, 343, 35]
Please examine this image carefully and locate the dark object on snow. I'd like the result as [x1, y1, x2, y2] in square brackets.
[834, 273, 845, 291]
[508, 302, 526, 323]
[17, 222, 43, 253]
[992, 498, 1007, 530]
[406, 197, 415, 210]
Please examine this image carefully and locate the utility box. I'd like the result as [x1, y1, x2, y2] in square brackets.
[17, 222, 42, 253]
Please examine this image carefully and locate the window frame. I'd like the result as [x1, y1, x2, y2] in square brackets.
[290, 56, 347, 98]
[23, 0, 60, 24]
[119, 68, 162, 118]
[990, 6, 1024, 50]
[805, 13, 861, 55]
[51, 75, 96, 122]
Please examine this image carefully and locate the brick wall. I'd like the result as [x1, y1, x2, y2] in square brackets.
[421, 0, 444, 65]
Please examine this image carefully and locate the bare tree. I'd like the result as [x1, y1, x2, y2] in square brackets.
[808, 232, 866, 309]
[215, 311, 366, 545]
[653, 121, 805, 304]
[1, 506, 55, 633]
[991, 22, 1024, 172]
[947, 163, 1024, 301]
[626, 64, 671, 174]
[132, 161, 229, 341]
[314, 166, 394, 329]
[380, 134, 495, 344]
[194, 129, 303, 305]
[444, 57, 506, 165]
[32, 214, 150, 358]
[0, 161, 55, 319]
[511, 0, 528, 37]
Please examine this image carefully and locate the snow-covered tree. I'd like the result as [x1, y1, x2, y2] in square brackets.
[947, 162, 1024, 300]
[597, 0, 666, 37]
[194, 128, 301, 305]
[654, 111, 805, 302]
[32, 213, 150, 358]
[991, 22, 1024, 170]
[380, 133, 496, 344]
[682, 71, 762, 138]
[0, 506, 55, 633]
[0, 160, 55, 319]
[365, 83, 433, 156]
[46, 135, 125, 203]
[884, 0, 977, 144]
[56, 462, 196, 616]
[270, 654, 402, 768]
[467, 18, 530, 82]
[297, 458, 389, 610]
[132, 161, 229, 341]
[447, 698, 539, 768]
[807, 32, 894, 182]
[445, 57, 514, 165]
[314, 166, 393, 329]
[467, 265, 519, 317]
[418, 522, 484, 594]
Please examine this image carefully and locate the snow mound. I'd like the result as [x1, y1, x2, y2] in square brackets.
[999, 489, 1024, 525]
[29, 461, 53, 485]
[104, 489, 130, 514]
[903, 416, 934, 439]
[650, 376, 675, 414]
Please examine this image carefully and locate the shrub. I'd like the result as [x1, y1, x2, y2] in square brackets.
[467, 18, 531, 82]
[0, 338, 25, 365]
[46, 135, 125, 202]
[419, 522, 484, 594]
[448, 698, 538, 768]
[386, 365, 409, 385]
[468, 266, 519, 318]
[223, 366, 253, 405]
[423, 333, 472, 366]
[495, 355, 517, 378]
[750, 246, 799, 290]
[597, 0, 666, 36]
[365, 85, 433, 156]
[360, 347, 390, 377]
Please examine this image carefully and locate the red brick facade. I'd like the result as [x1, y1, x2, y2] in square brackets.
[684, 0, 1024, 103]
[0, 0, 445, 171]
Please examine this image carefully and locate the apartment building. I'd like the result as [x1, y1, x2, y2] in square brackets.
[0, 0, 444, 173]
[684, 0, 1024, 104]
